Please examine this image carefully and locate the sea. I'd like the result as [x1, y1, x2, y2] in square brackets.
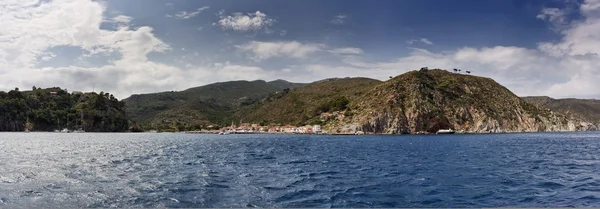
[1, 132, 600, 207]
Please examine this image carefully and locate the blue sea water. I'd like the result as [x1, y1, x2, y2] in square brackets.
[1, 132, 600, 207]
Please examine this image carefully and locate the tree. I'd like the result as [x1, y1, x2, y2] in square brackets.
[466, 71, 471, 74]
[389, 76, 393, 79]
[453, 69, 458, 73]
[32, 86, 37, 91]
[458, 69, 462, 73]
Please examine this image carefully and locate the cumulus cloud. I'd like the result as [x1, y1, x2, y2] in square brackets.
[169, 6, 210, 19]
[0, 0, 212, 99]
[331, 15, 347, 25]
[237, 41, 324, 61]
[4, 0, 600, 101]
[216, 11, 275, 32]
[308, 0, 600, 99]
[407, 38, 434, 45]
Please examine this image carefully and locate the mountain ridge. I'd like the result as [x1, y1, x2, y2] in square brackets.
[235, 69, 597, 134]
[123, 79, 307, 131]
[120, 70, 600, 133]
[521, 96, 600, 124]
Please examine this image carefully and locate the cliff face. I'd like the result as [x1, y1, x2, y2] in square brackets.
[326, 69, 596, 134]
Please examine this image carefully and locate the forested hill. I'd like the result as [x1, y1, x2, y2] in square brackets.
[0, 87, 131, 132]
[123, 79, 305, 131]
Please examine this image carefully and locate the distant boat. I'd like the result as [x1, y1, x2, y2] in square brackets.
[436, 129, 455, 134]
[60, 128, 70, 133]
[218, 130, 230, 135]
[73, 129, 85, 133]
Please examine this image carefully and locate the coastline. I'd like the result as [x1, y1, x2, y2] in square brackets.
[4, 129, 597, 135]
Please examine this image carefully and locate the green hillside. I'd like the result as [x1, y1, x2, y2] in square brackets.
[123, 80, 305, 131]
[522, 96, 600, 123]
[0, 87, 130, 132]
[235, 77, 382, 126]
[234, 69, 592, 134]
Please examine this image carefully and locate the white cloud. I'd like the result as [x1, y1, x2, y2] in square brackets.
[329, 47, 364, 55]
[40, 52, 57, 61]
[0, 0, 300, 99]
[407, 38, 434, 45]
[331, 15, 347, 25]
[237, 41, 324, 61]
[216, 11, 275, 32]
[214, 62, 274, 80]
[537, 8, 568, 30]
[4, 0, 600, 101]
[307, 46, 569, 97]
[169, 6, 210, 19]
[0, 0, 174, 98]
[317, 2, 600, 99]
[580, 0, 600, 16]
[110, 15, 133, 24]
[280, 30, 287, 36]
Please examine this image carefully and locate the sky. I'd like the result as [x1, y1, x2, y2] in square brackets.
[1, 0, 600, 99]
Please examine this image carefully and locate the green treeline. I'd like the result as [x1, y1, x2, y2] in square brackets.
[0, 87, 131, 132]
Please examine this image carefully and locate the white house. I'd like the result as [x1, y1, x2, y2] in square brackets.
[312, 125, 322, 133]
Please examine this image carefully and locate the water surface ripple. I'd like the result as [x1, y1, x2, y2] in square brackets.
[1, 132, 600, 207]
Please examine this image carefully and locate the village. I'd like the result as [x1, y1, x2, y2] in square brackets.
[186, 123, 332, 135]
[184, 110, 368, 135]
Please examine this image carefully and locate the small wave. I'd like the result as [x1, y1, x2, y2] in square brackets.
[308, 171, 338, 178]
[286, 178, 311, 188]
[169, 187, 204, 193]
[574, 176, 594, 182]
[246, 203, 259, 207]
[281, 160, 317, 165]
[472, 191, 494, 199]
[22, 190, 43, 197]
[238, 173, 253, 177]
[263, 186, 286, 190]
[274, 189, 319, 203]
[500, 178, 518, 186]
[110, 159, 132, 164]
[206, 183, 230, 188]
[419, 198, 443, 205]
[44, 183, 64, 190]
[577, 195, 600, 200]
[571, 181, 600, 191]
[519, 196, 535, 203]
[0, 176, 17, 183]
[536, 181, 565, 189]
[423, 189, 441, 196]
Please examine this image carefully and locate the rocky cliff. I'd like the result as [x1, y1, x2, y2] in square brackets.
[325, 69, 597, 134]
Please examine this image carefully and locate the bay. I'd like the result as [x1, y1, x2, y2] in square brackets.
[1, 132, 600, 207]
